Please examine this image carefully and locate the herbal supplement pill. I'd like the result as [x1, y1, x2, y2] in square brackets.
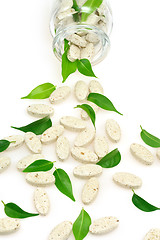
[89, 217, 119, 234]
[86, 32, 100, 44]
[0, 156, 11, 173]
[41, 125, 64, 144]
[94, 136, 109, 158]
[34, 188, 50, 216]
[17, 154, 44, 171]
[105, 119, 121, 142]
[66, 34, 87, 47]
[56, 136, 70, 161]
[82, 177, 99, 204]
[130, 143, 154, 165]
[4, 135, 24, 150]
[71, 147, 98, 163]
[57, 8, 77, 21]
[81, 43, 95, 62]
[113, 172, 142, 189]
[74, 128, 95, 147]
[60, 0, 73, 12]
[26, 172, 55, 187]
[0, 218, 20, 234]
[74, 81, 88, 102]
[49, 221, 72, 240]
[144, 228, 160, 240]
[60, 116, 86, 131]
[49, 86, 71, 104]
[89, 80, 103, 94]
[25, 132, 42, 154]
[67, 44, 81, 62]
[73, 164, 102, 178]
[27, 104, 54, 118]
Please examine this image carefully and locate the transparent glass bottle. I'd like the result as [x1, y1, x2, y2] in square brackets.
[50, 0, 113, 65]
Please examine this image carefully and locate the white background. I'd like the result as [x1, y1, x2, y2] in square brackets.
[0, 0, 160, 239]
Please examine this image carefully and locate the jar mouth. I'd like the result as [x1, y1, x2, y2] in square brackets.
[52, 24, 111, 65]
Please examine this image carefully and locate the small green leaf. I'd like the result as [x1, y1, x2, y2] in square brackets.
[21, 83, 56, 99]
[77, 59, 97, 78]
[75, 104, 96, 127]
[97, 148, 121, 168]
[2, 201, 39, 219]
[72, 0, 81, 22]
[23, 160, 54, 172]
[62, 39, 77, 82]
[53, 168, 75, 202]
[11, 116, 52, 135]
[81, 0, 103, 22]
[73, 208, 91, 240]
[132, 190, 160, 212]
[0, 140, 11, 152]
[140, 125, 160, 148]
[87, 93, 123, 115]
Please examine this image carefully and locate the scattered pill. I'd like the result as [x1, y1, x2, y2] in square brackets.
[74, 127, 95, 147]
[27, 104, 54, 118]
[71, 147, 98, 163]
[105, 119, 121, 142]
[130, 143, 154, 165]
[34, 188, 50, 216]
[25, 132, 42, 154]
[113, 172, 142, 189]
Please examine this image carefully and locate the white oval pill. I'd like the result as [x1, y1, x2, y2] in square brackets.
[105, 119, 121, 142]
[130, 143, 154, 165]
[67, 44, 80, 62]
[0, 218, 20, 234]
[89, 80, 103, 94]
[49, 86, 71, 104]
[81, 43, 95, 62]
[86, 32, 100, 44]
[41, 125, 64, 144]
[71, 147, 98, 163]
[17, 154, 44, 171]
[94, 136, 109, 158]
[4, 135, 24, 150]
[85, 13, 100, 25]
[57, 8, 77, 20]
[81, 102, 99, 120]
[26, 172, 55, 186]
[144, 228, 160, 240]
[74, 128, 95, 147]
[49, 221, 72, 240]
[157, 149, 160, 160]
[66, 34, 87, 47]
[60, 0, 73, 12]
[34, 188, 50, 216]
[73, 164, 102, 178]
[56, 136, 70, 161]
[74, 81, 88, 102]
[89, 216, 119, 234]
[113, 172, 142, 188]
[27, 104, 54, 118]
[82, 177, 99, 204]
[25, 132, 42, 154]
[60, 116, 86, 131]
[0, 156, 11, 173]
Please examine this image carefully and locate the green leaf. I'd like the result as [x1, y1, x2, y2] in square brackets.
[62, 39, 77, 83]
[2, 201, 39, 219]
[0, 140, 11, 152]
[132, 190, 160, 212]
[87, 93, 123, 115]
[77, 59, 97, 78]
[72, 0, 81, 22]
[140, 125, 160, 148]
[53, 168, 75, 202]
[97, 148, 121, 168]
[11, 116, 52, 135]
[81, 0, 103, 22]
[23, 160, 54, 172]
[21, 83, 56, 99]
[73, 208, 91, 240]
[75, 104, 96, 127]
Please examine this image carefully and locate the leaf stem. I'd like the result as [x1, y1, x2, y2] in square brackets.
[132, 189, 135, 194]
[1, 200, 5, 206]
[140, 125, 143, 130]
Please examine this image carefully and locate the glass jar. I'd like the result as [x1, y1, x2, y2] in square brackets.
[50, 0, 113, 65]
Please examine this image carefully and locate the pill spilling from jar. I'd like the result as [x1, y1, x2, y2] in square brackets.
[50, 0, 113, 65]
